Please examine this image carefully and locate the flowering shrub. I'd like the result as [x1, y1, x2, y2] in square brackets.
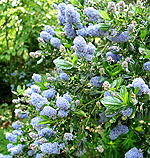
[1, 0, 150, 157]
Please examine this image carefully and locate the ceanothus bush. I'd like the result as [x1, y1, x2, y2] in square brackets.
[1, 0, 150, 157]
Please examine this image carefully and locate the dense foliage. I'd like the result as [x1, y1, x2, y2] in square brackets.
[0, 0, 150, 157]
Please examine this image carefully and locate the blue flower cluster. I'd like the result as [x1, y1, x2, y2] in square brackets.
[65, 23, 76, 38]
[42, 88, 56, 99]
[35, 153, 43, 158]
[59, 72, 68, 82]
[58, 3, 66, 25]
[125, 147, 143, 158]
[109, 124, 129, 140]
[56, 97, 71, 110]
[27, 150, 35, 156]
[90, 76, 105, 87]
[45, 25, 56, 36]
[14, 109, 29, 119]
[31, 117, 46, 131]
[77, 24, 108, 38]
[12, 121, 22, 130]
[6, 133, 17, 143]
[106, 52, 122, 62]
[40, 106, 57, 118]
[32, 74, 41, 82]
[131, 78, 150, 95]
[38, 127, 56, 138]
[73, 36, 96, 61]
[50, 37, 62, 49]
[84, 7, 100, 22]
[64, 133, 73, 140]
[63, 93, 72, 103]
[111, 31, 130, 43]
[0, 154, 12, 158]
[120, 107, 133, 117]
[31, 93, 50, 111]
[40, 142, 60, 154]
[31, 85, 41, 94]
[144, 61, 150, 72]
[8, 144, 25, 156]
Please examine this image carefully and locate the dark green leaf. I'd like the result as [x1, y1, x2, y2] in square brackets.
[99, 23, 111, 31]
[99, 10, 111, 20]
[101, 96, 123, 110]
[72, 53, 78, 66]
[134, 86, 139, 95]
[70, 0, 79, 5]
[120, 85, 127, 98]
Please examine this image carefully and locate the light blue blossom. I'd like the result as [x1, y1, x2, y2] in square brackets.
[31, 93, 49, 111]
[77, 27, 88, 37]
[38, 127, 56, 138]
[32, 74, 41, 82]
[125, 147, 143, 158]
[50, 37, 62, 49]
[12, 130, 23, 136]
[60, 73, 68, 82]
[40, 31, 52, 42]
[6, 133, 17, 143]
[0, 154, 12, 158]
[64, 133, 73, 140]
[40, 142, 60, 154]
[58, 3, 66, 15]
[31, 117, 46, 131]
[9, 144, 24, 156]
[131, 78, 150, 95]
[7, 144, 14, 150]
[65, 23, 76, 38]
[65, 4, 81, 26]
[45, 25, 56, 36]
[52, 3, 57, 9]
[106, 52, 117, 62]
[144, 61, 150, 72]
[14, 109, 29, 119]
[84, 7, 100, 22]
[35, 153, 43, 158]
[56, 97, 71, 110]
[63, 93, 72, 103]
[31, 85, 41, 94]
[42, 89, 56, 99]
[120, 107, 133, 117]
[109, 124, 129, 140]
[90, 76, 105, 87]
[27, 150, 35, 157]
[58, 13, 66, 25]
[111, 31, 129, 43]
[58, 109, 69, 118]
[12, 121, 22, 130]
[40, 106, 57, 118]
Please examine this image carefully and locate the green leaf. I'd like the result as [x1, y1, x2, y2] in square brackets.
[53, 58, 73, 70]
[99, 23, 111, 31]
[101, 96, 123, 110]
[72, 53, 78, 66]
[96, 51, 102, 57]
[116, 78, 124, 89]
[98, 75, 103, 83]
[139, 29, 147, 40]
[135, 126, 144, 132]
[37, 58, 43, 64]
[124, 92, 128, 105]
[17, 85, 21, 94]
[75, 110, 87, 117]
[38, 120, 51, 124]
[120, 85, 127, 98]
[70, 0, 79, 5]
[111, 80, 117, 88]
[99, 10, 111, 20]
[134, 86, 139, 95]
[80, 0, 84, 5]
[64, 43, 71, 48]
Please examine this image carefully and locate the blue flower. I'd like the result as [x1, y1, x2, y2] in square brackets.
[77, 27, 88, 37]
[144, 61, 150, 72]
[58, 13, 66, 25]
[31, 117, 46, 131]
[15, 109, 29, 119]
[12, 130, 23, 136]
[56, 97, 71, 110]
[125, 147, 143, 158]
[32, 74, 41, 82]
[52, 3, 57, 9]
[50, 37, 62, 49]
[40, 106, 57, 118]
[65, 4, 81, 26]
[58, 109, 69, 118]
[45, 25, 56, 36]
[109, 124, 129, 140]
[90, 76, 104, 87]
[35, 153, 43, 158]
[111, 31, 129, 43]
[6, 133, 17, 143]
[84, 7, 100, 22]
[27, 150, 35, 156]
[58, 3, 66, 15]
[60, 73, 68, 82]
[120, 107, 133, 117]
[12, 121, 22, 130]
[7, 144, 14, 150]
[9, 144, 24, 156]
[0, 154, 12, 158]
[65, 23, 76, 38]
[38, 127, 56, 138]
[31, 85, 41, 94]
[131, 78, 150, 95]
[63, 93, 72, 103]
[42, 89, 56, 99]
[31, 93, 49, 111]
[40, 31, 52, 42]
[64, 133, 73, 140]
[40, 142, 60, 154]
[106, 52, 117, 62]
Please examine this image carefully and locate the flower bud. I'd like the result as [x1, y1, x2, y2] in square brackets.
[122, 61, 128, 69]
[103, 81, 110, 90]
